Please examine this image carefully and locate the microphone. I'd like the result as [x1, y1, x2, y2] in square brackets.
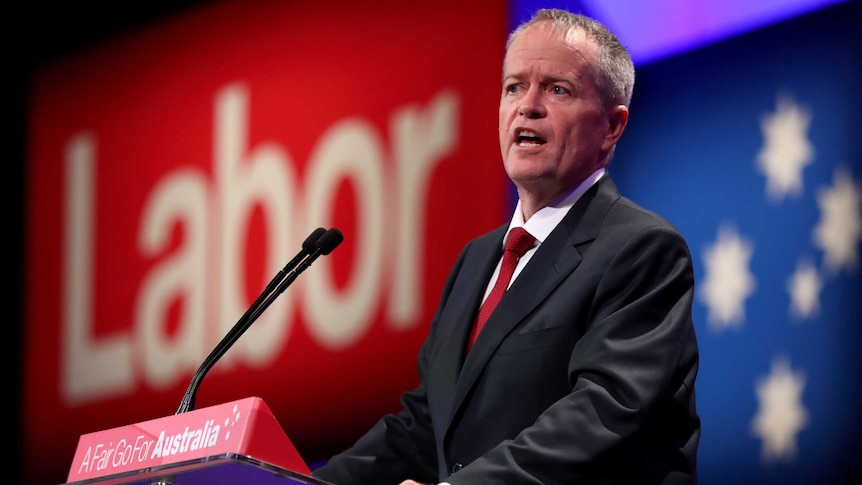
[189, 227, 327, 381]
[231, 227, 326, 332]
[175, 227, 343, 414]
[242, 227, 343, 325]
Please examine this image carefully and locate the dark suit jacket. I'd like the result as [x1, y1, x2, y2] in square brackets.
[314, 175, 700, 484]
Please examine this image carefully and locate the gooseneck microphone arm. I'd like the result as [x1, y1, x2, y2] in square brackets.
[229, 227, 326, 339]
[175, 227, 342, 414]
[183, 227, 327, 395]
[243, 228, 343, 327]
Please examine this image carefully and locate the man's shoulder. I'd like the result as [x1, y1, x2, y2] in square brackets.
[613, 195, 675, 225]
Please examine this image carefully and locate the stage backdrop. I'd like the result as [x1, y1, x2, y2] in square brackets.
[23, 1, 507, 484]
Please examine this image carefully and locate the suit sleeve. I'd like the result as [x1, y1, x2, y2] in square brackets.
[447, 222, 699, 484]
[312, 245, 475, 485]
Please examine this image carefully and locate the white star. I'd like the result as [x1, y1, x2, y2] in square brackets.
[756, 93, 815, 203]
[699, 224, 756, 330]
[813, 166, 862, 273]
[751, 356, 809, 463]
[786, 258, 822, 320]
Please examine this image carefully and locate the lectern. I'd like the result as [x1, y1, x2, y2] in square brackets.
[63, 397, 332, 485]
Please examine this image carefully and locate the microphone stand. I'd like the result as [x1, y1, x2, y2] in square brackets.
[175, 227, 342, 414]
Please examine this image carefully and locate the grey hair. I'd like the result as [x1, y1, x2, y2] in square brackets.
[506, 8, 635, 110]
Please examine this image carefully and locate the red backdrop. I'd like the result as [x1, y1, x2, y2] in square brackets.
[23, 1, 508, 483]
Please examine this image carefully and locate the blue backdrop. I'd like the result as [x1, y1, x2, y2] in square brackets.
[606, 3, 861, 483]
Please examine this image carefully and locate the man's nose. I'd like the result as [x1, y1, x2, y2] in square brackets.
[518, 88, 546, 118]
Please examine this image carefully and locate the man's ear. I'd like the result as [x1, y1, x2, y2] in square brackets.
[602, 105, 629, 151]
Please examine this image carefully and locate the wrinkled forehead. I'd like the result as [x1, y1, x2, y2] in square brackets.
[504, 22, 598, 71]
[525, 20, 592, 46]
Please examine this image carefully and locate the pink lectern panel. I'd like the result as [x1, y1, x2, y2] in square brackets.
[65, 397, 312, 484]
[64, 453, 331, 485]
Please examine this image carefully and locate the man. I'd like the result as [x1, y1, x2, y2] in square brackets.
[313, 8, 700, 485]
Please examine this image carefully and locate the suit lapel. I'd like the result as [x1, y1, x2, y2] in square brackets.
[445, 176, 621, 435]
[427, 226, 506, 431]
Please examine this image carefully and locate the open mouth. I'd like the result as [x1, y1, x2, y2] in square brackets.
[516, 129, 546, 146]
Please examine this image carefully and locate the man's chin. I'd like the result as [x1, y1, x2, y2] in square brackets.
[506, 165, 550, 185]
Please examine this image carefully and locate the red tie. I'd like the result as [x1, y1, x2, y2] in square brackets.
[468, 227, 536, 350]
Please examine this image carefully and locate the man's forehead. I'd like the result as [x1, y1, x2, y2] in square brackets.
[507, 22, 596, 58]
[504, 23, 596, 70]
[525, 21, 590, 45]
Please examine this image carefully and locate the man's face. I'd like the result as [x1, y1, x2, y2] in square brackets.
[499, 22, 621, 202]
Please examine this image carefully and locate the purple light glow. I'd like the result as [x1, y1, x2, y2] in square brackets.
[512, 0, 848, 64]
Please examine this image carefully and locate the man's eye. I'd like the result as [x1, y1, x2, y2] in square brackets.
[506, 84, 522, 94]
[552, 86, 568, 95]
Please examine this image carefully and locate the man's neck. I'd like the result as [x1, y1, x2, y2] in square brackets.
[516, 168, 606, 222]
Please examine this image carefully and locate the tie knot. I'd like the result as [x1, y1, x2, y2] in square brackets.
[505, 227, 535, 257]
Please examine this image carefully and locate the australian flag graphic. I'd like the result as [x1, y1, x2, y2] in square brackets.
[610, 2, 862, 483]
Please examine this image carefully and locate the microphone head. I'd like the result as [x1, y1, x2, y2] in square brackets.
[317, 227, 344, 255]
[303, 227, 327, 251]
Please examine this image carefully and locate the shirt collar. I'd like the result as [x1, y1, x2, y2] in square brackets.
[506, 167, 605, 246]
